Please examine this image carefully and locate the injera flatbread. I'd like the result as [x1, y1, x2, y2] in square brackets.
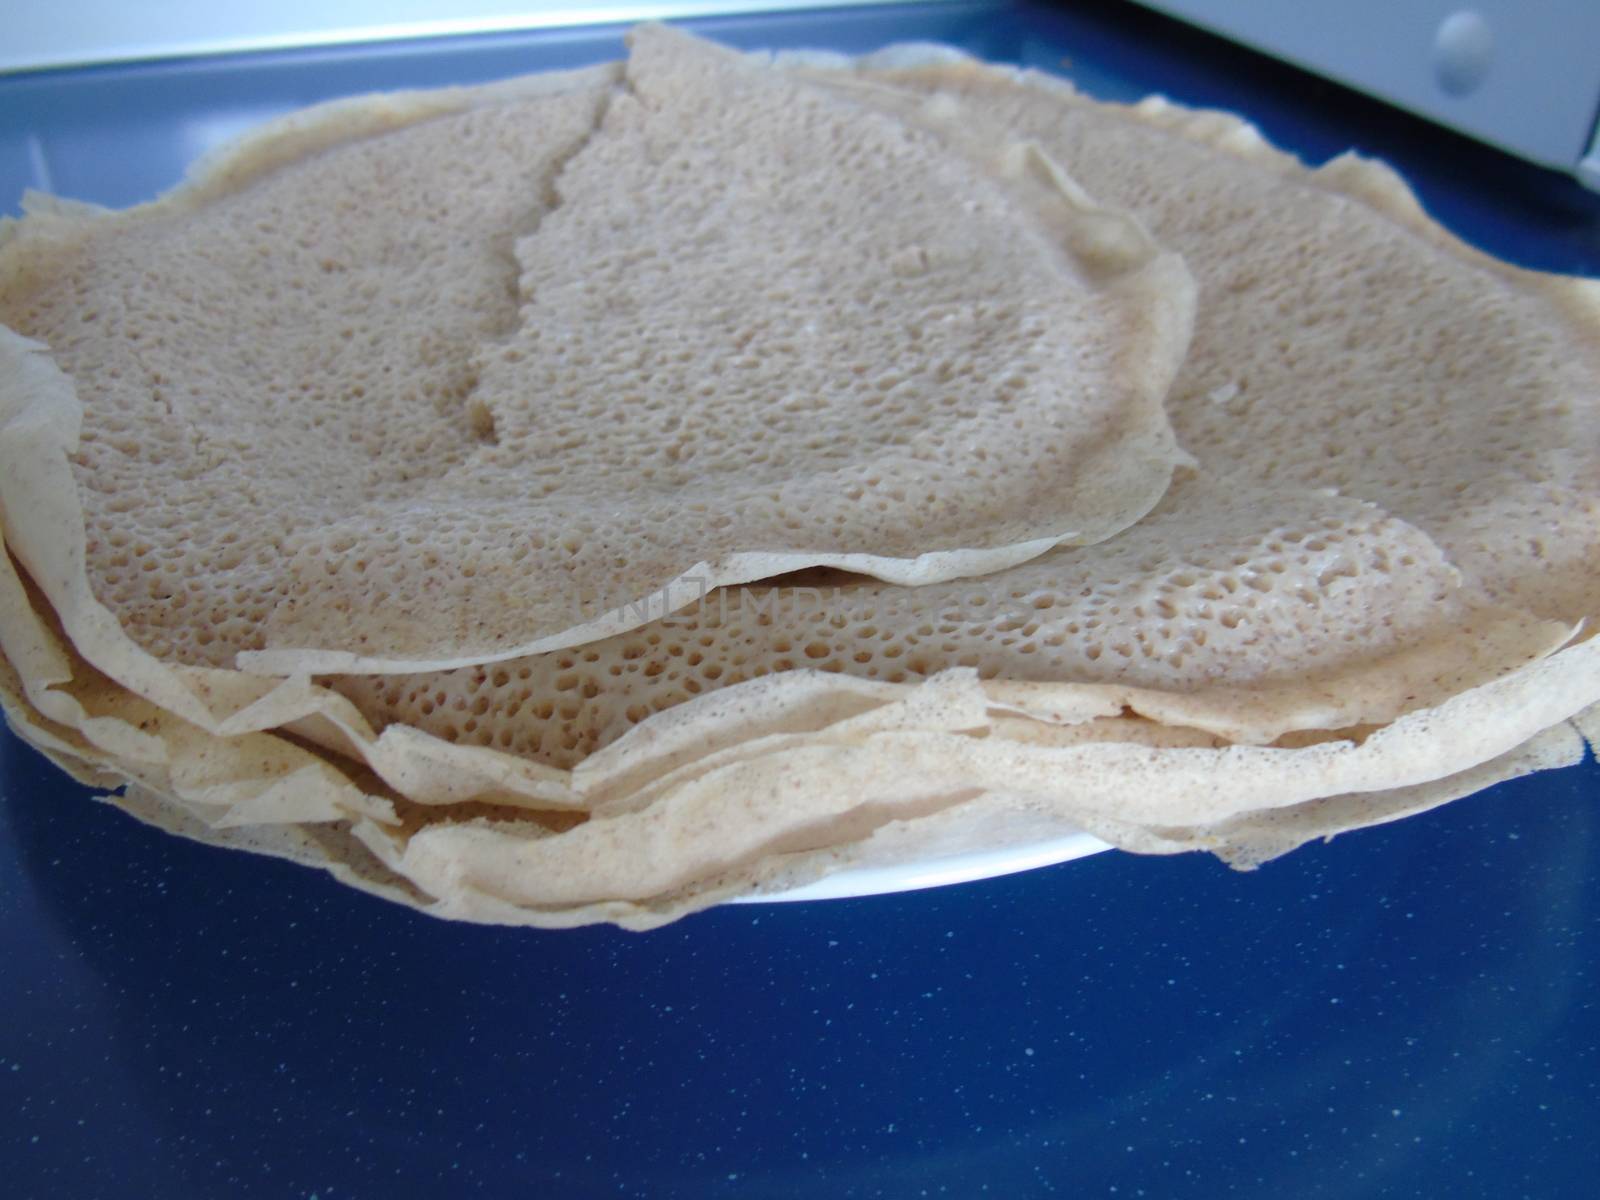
[0, 25, 1192, 677]
[3, 30, 1599, 929]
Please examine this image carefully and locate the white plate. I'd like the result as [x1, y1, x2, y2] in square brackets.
[741, 829, 1112, 903]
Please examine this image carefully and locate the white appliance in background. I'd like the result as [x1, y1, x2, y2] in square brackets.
[1135, 0, 1600, 189]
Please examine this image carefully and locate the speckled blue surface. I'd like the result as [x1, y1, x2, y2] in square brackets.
[2, 4, 1598, 1197]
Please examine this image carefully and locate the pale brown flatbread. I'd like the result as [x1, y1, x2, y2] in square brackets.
[2, 29, 1598, 930]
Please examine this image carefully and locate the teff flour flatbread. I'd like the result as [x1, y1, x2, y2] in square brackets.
[1, 27, 1597, 928]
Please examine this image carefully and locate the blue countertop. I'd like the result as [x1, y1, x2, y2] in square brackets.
[3, 3, 1597, 1196]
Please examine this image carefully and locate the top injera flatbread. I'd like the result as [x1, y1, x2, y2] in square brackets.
[0, 25, 1192, 677]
